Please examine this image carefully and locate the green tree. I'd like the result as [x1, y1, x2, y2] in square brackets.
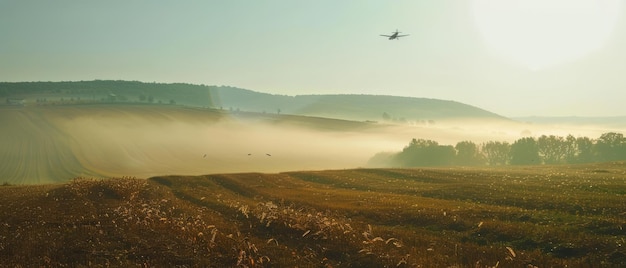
[455, 141, 485, 166]
[563, 135, 578, 163]
[595, 132, 626, 162]
[537, 135, 568, 164]
[395, 139, 455, 167]
[562, 135, 595, 164]
[574, 136, 595, 163]
[510, 137, 541, 165]
[481, 141, 510, 166]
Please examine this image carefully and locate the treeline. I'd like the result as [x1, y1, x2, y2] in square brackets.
[370, 132, 626, 167]
[0, 80, 217, 107]
[0, 80, 204, 96]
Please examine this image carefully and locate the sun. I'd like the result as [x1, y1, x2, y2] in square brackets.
[471, 0, 621, 71]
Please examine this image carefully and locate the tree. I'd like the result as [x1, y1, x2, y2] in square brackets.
[563, 135, 578, 163]
[510, 137, 541, 165]
[561, 135, 595, 164]
[481, 141, 510, 166]
[395, 138, 455, 167]
[595, 132, 626, 162]
[574, 136, 595, 163]
[537, 135, 568, 164]
[455, 141, 485, 166]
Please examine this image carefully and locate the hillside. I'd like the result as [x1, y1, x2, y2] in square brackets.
[1, 164, 624, 267]
[0, 80, 509, 122]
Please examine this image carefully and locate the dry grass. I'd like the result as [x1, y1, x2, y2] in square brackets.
[1, 163, 625, 267]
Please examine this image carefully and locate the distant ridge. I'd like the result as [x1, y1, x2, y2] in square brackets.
[287, 94, 509, 122]
[0, 80, 509, 122]
[514, 116, 626, 128]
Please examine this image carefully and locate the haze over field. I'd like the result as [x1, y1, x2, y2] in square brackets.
[0, 105, 383, 183]
[2, 102, 624, 184]
[0, 104, 506, 184]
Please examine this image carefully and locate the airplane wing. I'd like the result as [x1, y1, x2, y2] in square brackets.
[397, 34, 409, 37]
[380, 35, 392, 37]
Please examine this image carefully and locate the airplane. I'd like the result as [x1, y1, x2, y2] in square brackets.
[380, 29, 409, 40]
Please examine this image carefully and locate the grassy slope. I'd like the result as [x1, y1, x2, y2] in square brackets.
[0, 105, 221, 184]
[1, 163, 624, 267]
[0, 106, 93, 184]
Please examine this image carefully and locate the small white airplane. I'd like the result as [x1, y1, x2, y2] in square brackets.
[380, 29, 409, 40]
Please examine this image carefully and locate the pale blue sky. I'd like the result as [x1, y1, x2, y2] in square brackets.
[1, 1, 625, 117]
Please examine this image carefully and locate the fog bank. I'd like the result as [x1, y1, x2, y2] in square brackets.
[2, 105, 623, 184]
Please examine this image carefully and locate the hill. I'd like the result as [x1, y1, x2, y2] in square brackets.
[0, 80, 509, 122]
[1, 164, 624, 267]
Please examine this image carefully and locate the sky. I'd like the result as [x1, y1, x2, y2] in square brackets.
[1, 0, 625, 117]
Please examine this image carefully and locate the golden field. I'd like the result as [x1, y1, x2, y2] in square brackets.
[1, 163, 624, 267]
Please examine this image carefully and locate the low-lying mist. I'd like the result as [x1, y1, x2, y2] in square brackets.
[0, 106, 405, 184]
[1, 105, 624, 184]
[62, 116, 397, 178]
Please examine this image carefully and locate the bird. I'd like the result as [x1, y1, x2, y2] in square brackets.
[203, 154, 207, 158]
[266, 153, 272, 156]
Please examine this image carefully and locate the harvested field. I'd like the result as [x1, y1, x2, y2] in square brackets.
[1, 163, 624, 267]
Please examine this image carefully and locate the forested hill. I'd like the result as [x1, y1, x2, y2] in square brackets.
[0, 80, 508, 122]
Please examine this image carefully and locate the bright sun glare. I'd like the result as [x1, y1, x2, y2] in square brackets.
[471, 0, 621, 71]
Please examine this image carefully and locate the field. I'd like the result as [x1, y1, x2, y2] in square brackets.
[1, 163, 625, 267]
